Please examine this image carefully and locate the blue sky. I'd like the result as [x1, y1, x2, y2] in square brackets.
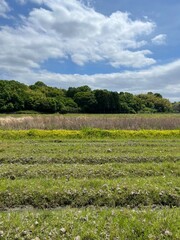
[0, 0, 179, 101]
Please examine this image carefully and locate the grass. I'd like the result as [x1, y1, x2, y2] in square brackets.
[0, 125, 179, 239]
[0, 208, 179, 240]
[0, 137, 179, 164]
[0, 113, 179, 130]
[0, 162, 179, 179]
[0, 177, 179, 209]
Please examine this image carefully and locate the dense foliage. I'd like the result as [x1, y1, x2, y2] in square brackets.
[0, 80, 178, 113]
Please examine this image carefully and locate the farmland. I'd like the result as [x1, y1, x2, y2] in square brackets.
[0, 114, 180, 239]
[0, 113, 179, 130]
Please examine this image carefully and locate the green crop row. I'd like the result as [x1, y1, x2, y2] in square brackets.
[0, 138, 179, 164]
[0, 177, 179, 209]
[0, 207, 179, 239]
[0, 162, 179, 179]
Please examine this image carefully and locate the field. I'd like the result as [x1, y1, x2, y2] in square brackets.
[0, 113, 179, 130]
[0, 114, 180, 239]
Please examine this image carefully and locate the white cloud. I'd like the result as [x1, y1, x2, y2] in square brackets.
[0, 0, 156, 72]
[1, 0, 178, 100]
[152, 34, 167, 45]
[0, 0, 10, 17]
[1, 59, 180, 101]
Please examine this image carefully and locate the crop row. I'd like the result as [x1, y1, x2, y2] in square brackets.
[0, 177, 179, 209]
[0, 162, 179, 179]
[1, 155, 179, 165]
[0, 138, 179, 164]
[0, 207, 179, 239]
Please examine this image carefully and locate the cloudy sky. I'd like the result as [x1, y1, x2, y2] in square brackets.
[0, 0, 179, 101]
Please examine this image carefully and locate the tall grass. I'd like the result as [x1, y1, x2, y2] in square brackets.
[0, 114, 179, 130]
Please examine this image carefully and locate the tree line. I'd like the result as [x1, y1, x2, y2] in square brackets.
[0, 80, 179, 114]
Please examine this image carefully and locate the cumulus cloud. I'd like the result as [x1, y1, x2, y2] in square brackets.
[1, 0, 178, 100]
[152, 34, 167, 45]
[0, 0, 10, 17]
[1, 59, 180, 101]
[0, 0, 156, 73]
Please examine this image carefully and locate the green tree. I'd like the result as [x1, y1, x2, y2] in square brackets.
[66, 85, 92, 99]
[172, 102, 180, 113]
[119, 92, 139, 113]
[94, 90, 110, 113]
[137, 93, 172, 113]
[0, 80, 29, 112]
[74, 91, 97, 113]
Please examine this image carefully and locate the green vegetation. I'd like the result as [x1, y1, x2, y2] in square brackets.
[0, 162, 179, 179]
[1, 79, 179, 114]
[0, 135, 179, 165]
[0, 125, 179, 238]
[0, 129, 179, 140]
[0, 176, 179, 209]
[0, 208, 179, 240]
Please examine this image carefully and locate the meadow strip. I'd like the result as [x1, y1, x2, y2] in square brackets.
[0, 207, 179, 239]
[0, 162, 179, 179]
[0, 137, 179, 164]
[0, 177, 179, 209]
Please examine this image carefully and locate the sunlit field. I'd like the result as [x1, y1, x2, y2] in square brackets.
[1, 0, 180, 237]
[0, 115, 179, 239]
